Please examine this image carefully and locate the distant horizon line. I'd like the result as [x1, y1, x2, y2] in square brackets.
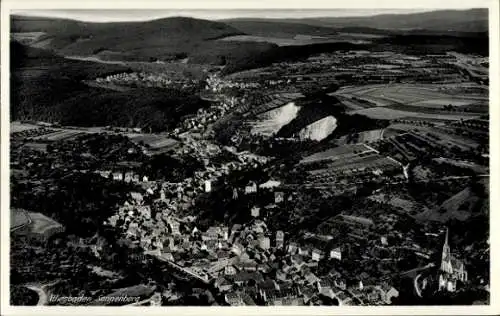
[10, 8, 484, 23]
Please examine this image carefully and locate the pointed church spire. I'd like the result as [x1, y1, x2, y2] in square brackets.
[441, 227, 452, 273]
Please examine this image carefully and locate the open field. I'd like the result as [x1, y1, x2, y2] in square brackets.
[368, 194, 420, 212]
[412, 99, 477, 108]
[401, 127, 481, 152]
[423, 129, 481, 150]
[10, 122, 40, 134]
[127, 134, 179, 150]
[41, 130, 84, 141]
[350, 107, 481, 121]
[26, 212, 64, 235]
[300, 143, 374, 164]
[31, 130, 85, 142]
[11, 32, 46, 44]
[218, 35, 371, 46]
[336, 84, 488, 112]
[11, 209, 31, 231]
[359, 129, 385, 142]
[433, 157, 488, 174]
[247, 93, 304, 117]
[349, 107, 419, 120]
[414, 185, 485, 223]
[23, 143, 49, 152]
[384, 123, 423, 132]
[374, 126, 483, 165]
[308, 153, 401, 176]
[384, 102, 487, 114]
[336, 129, 385, 145]
[336, 97, 371, 111]
[11, 127, 58, 139]
[337, 32, 386, 39]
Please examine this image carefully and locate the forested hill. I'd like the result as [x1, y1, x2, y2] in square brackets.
[10, 42, 210, 131]
[228, 9, 489, 33]
[11, 15, 249, 62]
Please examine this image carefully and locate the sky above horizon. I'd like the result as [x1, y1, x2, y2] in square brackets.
[11, 9, 448, 22]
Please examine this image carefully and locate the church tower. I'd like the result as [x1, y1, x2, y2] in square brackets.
[440, 227, 453, 274]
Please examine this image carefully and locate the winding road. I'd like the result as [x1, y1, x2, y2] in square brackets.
[25, 280, 61, 306]
[414, 273, 423, 298]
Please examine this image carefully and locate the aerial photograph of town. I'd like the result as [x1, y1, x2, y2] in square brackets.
[8, 6, 490, 307]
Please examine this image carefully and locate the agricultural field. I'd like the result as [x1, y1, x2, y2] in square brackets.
[336, 129, 385, 145]
[382, 123, 452, 138]
[336, 97, 370, 111]
[308, 153, 400, 176]
[300, 143, 374, 164]
[421, 129, 481, 151]
[384, 103, 487, 115]
[10, 122, 40, 134]
[414, 184, 486, 223]
[11, 32, 46, 44]
[373, 124, 483, 166]
[433, 157, 488, 174]
[127, 134, 179, 150]
[349, 107, 419, 120]
[23, 142, 49, 152]
[10, 209, 31, 231]
[350, 107, 481, 121]
[247, 92, 304, 117]
[383, 123, 421, 136]
[336, 83, 488, 112]
[31, 129, 85, 142]
[437, 82, 488, 96]
[394, 116, 475, 124]
[218, 34, 371, 46]
[412, 99, 477, 108]
[26, 212, 64, 235]
[11, 127, 58, 139]
[368, 193, 422, 214]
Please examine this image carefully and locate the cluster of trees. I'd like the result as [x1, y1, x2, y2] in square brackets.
[216, 41, 369, 75]
[142, 153, 204, 182]
[12, 73, 210, 132]
[372, 34, 489, 56]
[50, 133, 146, 165]
[11, 172, 134, 237]
[10, 286, 38, 305]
